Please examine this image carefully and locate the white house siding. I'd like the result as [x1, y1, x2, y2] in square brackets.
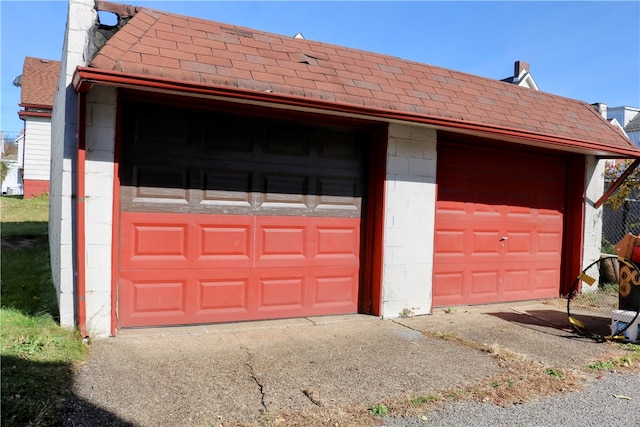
[583, 156, 605, 269]
[381, 123, 437, 318]
[23, 117, 52, 181]
[83, 86, 116, 337]
[1, 160, 21, 194]
[50, 0, 96, 330]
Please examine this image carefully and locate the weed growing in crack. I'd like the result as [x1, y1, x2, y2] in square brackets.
[588, 361, 617, 371]
[544, 368, 565, 379]
[411, 395, 438, 405]
[368, 404, 388, 416]
[399, 307, 416, 318]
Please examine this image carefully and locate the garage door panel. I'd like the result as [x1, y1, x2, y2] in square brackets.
[314, 273, 358, 306]
[199, 224, 252, 262]
[258, 276, 305, 310]
[434, 140, 565, 306]
[503, 269, 530, 294]
[537, 231, 563, 254]
[535, 268, 560, 292]
[470, 271, 499, 296]
[198, 277, 250, 312]
[119, 103, 368, 327]
[504, 232, 531, 254]
[119, 272, 190, 326]
[316, 226, 360, 259]
[201, 169, 253, 203]
[434, 229, 466, 255]
[472, 231, 502, 255]
[120, 219, 190, 269]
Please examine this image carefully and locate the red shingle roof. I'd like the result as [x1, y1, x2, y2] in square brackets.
[85, 3, 635, 153]
[20, 57, 60, 108]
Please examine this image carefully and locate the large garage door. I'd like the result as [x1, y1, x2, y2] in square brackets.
[118, 101, 369, 327]
[433, 138, 566, 307]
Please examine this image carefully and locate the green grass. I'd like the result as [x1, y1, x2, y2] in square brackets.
[1, 194, 49, 237]
[1, 236, 58, 315]
[1, 195, 87, 426]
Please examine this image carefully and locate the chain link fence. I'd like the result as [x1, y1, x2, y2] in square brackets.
[602, 197, 640, 254]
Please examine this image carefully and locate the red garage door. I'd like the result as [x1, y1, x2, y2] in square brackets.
[117, 101, 369, 327]
[433, 138, 566, 307]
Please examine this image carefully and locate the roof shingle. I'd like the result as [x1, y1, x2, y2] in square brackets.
[87, 3, 634, 152]
[20, 57, 60, 107]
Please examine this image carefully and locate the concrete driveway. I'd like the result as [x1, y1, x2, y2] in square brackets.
[63, 301, 619, 426]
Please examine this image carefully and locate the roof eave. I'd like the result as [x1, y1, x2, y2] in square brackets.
[18, 110, 52, 120]
[73, 66, 640, 159]
[19, 102, 54, 110]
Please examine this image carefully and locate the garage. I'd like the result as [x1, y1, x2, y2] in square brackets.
[117, 98, 373, 327]
[433, 135, 567, 307]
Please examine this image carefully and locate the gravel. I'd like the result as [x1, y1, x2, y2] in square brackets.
[385, 373, 640, 426]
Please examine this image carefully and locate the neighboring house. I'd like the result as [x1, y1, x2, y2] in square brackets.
[607, 106, 640, 146]
[501, 60, 539, 90]
[1, 133, 22, 195]
[52, 0, 640, 337]
[626, 113, 640, 146]
[15, 57, 60, 198]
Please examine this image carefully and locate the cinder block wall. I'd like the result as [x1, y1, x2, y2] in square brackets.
[50, 0, 96, 329]
[583, 155, 605, 267]
[382, 123, 437, 318]
[84, 86, 117, 337]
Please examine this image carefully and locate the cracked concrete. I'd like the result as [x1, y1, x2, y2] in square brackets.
[64, 303, 614, 426]
[242, 345, 268, 413]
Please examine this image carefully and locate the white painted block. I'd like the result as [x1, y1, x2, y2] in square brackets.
[387, 155, 409, 174]
[85, 268, 112, 293]
[86, 245, 113, 271]
[385, 191, 410, 210]
[388, 123, 412, 139]
[409, 157, 436, 177]
[58, 291, 76, 329]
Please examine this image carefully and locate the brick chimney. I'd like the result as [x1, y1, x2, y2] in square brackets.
[514, 60, 529, 78]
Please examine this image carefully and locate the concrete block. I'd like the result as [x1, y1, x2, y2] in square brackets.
[388, 246, 429, 265]
[85, 222, 113, 244]
[382, 264, 406, 282]
[385, 227, 423, 247]
[58, 291, 76, 329]
[388, 123, 412, 139]
[387, 155, 409, 175]
[87, 85, 117, 104]
[85, 269, 112, 294]
[59, 267, 75, 294]
[391, 210, 423, 229]
[68, 1, 97, 32]
[60, 219, 74, 245]
[86, 245, 113, 271]
[395, 139, 422, 158]
[85, 291, 112, 338]
[385, 191, 410, 210]
[405, 264, 432, 282]
[85, 171, 115, 194]
[87, 104, 117, 130]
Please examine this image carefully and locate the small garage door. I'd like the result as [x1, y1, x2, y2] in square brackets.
[118, 101, 369, 327]
[433, 137, 566, 307]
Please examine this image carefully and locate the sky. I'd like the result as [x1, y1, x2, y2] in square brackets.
[1, 0, 639, 138]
